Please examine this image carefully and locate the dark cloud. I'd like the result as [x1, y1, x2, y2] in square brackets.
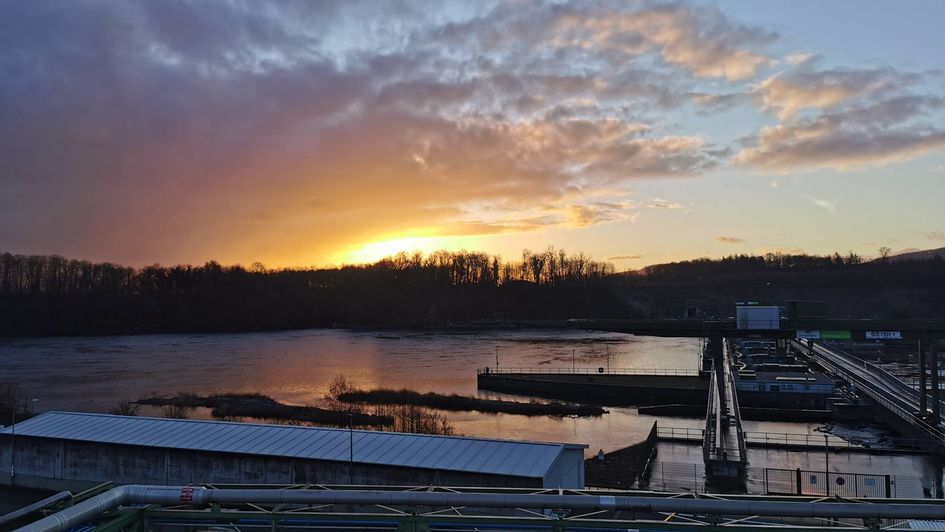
[15, 1, 941, 265]
[0, 0, 738, 265]
[716, 236, 745, 244]
[736, 96, 945, 171]
[738, 62, 945, 171]
[606, 254, 643, 261]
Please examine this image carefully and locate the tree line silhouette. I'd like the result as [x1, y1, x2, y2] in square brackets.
[0, 248, 618, 335]
[0, 248, 941, 336]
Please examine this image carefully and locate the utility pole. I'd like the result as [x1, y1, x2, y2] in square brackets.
[495, 346, 499, 371]
[919, 338, 928, 415]
[572, 349, 576, 373]
[824, 434, 830, 497]
[9, 401, 15, 481]
[348, 413, 354, 485]
[607, 345, 611, 372]
[10, 398, 37, 481]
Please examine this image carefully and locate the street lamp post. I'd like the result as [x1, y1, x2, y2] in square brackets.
[824, 434, 830, 497]
[347, 413, 354, 485]
[10, 398, 38, 481]
[10, 402, 14, 480]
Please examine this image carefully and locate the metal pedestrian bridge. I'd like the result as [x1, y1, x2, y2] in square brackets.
[795, 340, 945, 452]
[702, 338, 747, 479]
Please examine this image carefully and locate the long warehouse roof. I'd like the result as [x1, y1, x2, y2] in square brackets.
[1, 411, 584, 479]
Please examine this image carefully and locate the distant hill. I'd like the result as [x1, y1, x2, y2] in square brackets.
[887, 247, 945, 262]
[1, 249, 943, 336]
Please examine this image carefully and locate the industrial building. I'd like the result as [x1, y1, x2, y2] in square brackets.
[0, 412, 586, 491]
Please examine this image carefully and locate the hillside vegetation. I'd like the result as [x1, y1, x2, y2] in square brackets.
[0, 249, 942, 336]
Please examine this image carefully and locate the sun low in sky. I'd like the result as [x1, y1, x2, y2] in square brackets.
[1, 1, 944, 268]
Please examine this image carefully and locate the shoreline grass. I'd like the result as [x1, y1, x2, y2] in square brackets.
[337, 388, 605, 417]
[135, 393, 391, 426]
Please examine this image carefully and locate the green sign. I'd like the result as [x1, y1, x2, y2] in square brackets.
[820, 330, 851, 340]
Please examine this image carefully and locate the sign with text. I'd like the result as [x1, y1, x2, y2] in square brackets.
[796, 330, 821, 339]
[865, 331, 902, 340]
[820, 330, 852, 340]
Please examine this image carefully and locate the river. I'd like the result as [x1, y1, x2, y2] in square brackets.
[1, 328, 941, 494]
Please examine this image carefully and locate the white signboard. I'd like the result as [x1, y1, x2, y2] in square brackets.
[796, 329, 821, 339]
[865, 331, 902, 340]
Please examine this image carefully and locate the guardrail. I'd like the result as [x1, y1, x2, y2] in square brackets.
[477, 367, 699, 376]
[703, 366, 717, 462]
[726, 348, 748, 462]
[658, 426, 937, 452]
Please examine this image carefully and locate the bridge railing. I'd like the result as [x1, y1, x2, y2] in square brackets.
[658, 426, 938, 452]
[477, 367, 699, 376]
[725, 348, 748, 463]
[703, 368, 717, 463]
[658, 425, 704, 441]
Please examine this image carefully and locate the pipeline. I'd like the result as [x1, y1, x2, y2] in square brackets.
[18, 485, 945, 532]
[0, 491, 72, 527]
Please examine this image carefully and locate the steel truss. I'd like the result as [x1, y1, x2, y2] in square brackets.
[12, 483, 945, 532]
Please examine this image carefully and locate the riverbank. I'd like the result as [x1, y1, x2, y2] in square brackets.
[338, 388, 605, 417]
[135, 393, 391, 426]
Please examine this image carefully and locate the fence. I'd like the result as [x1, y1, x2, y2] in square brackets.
[764, 468, 891, 497]
[642, 461, 705, 493]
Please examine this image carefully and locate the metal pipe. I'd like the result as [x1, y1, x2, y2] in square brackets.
[17, 485, 945, 532]
[0, 491, 71, 527]
[18, 486, 182, 532]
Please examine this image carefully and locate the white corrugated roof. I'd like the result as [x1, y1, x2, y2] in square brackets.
[1, 411, 584, 479]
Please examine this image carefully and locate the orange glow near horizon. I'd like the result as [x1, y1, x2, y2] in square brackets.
[335, 234, 482, 265]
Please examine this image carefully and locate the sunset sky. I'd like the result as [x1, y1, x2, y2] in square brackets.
[2, 0, 944, 269]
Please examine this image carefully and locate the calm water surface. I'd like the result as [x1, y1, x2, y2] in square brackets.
[2, 328, 941, 488]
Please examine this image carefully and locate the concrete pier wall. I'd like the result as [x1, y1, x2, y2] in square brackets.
[477, 373, 708, 405]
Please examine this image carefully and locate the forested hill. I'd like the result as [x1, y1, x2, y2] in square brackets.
[0, 249, 942, 336]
